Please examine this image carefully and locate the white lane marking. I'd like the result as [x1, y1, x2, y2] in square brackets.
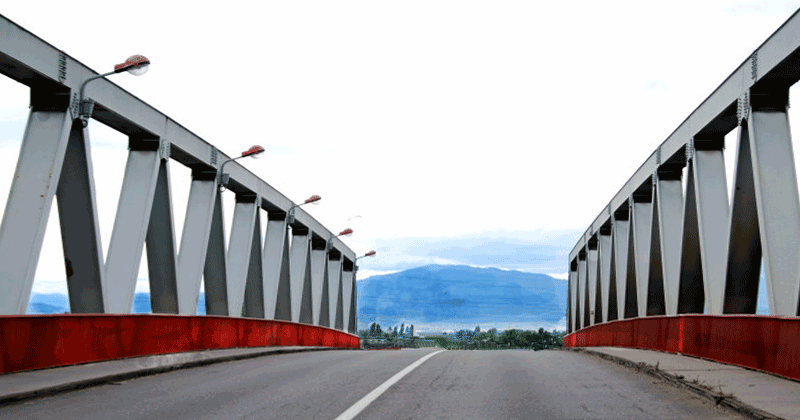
[334, 350, 445, 420]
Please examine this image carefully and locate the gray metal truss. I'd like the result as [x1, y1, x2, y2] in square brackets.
[570, 8, 800, 330]
[0, 14, 357, 333]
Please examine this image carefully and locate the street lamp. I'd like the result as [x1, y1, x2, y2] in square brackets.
[287, 194, 322, 224]
[354, 250, 376, 273]
[327, 228, 354, 250]
[78, 55, 151, 125]
[218, 145, 266, 190]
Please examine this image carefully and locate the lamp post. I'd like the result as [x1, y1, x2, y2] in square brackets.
[78, 55, 150, 125]
[287, 194, 322, 225]
[354, 250, 377, 273]
[218, 145, 265, 190]
[327, 228, 354, 251]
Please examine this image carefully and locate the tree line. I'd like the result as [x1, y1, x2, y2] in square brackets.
[359, 323, 565, 350]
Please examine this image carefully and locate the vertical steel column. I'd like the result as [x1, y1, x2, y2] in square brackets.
[623, 201, 639, 318]
[598, 224, 613, 322]
[318, 251, 333, 327]
[328, 253, 342, 329]
[290, 227, 313, 324]
[342, 260, 355, 333]
[145, 156, 179, 313]
[242, 209, 264, 318]
[310, 238, 327, 325]
[646, 188, 667, 316]
[104, 140, 162, 313]
[577, 249, 587, 329]
[725, 88, 800, 315]
[203, 189, 228, 316]
[678, 137, 727, 314]
[587, 238, 600, 325]
[263, 214, 290, 320]
[0, 107, 72, 314]
[226, 194, 258, 317]
[56, 121, 106, 313]
[568, 260, 577, 333]
[632, 185, 653, 317]
[655, 166, 684, 316]
[612, 207, 630, 321]
[176, 171, 217, 315]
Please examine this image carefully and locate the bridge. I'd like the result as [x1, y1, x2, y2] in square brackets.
[2, 6, 800, 420]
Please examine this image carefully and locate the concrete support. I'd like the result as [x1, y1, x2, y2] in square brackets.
[646, 189, 667, 316]
[263, 215, 290, 320]
[176, 176, 217, 315]
[568, 263, 577, 333]
[290, 228, 313, 324]
[0, 110, 72, 314]
[226, 195, 259, 317]
[103, 145, 163, 314]
[623, 205, 639, 319]
[57, 121, 106, 313]
[318, 252, 332, 327]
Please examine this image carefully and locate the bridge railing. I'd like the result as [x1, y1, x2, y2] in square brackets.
[567, 8, 800, 335]
[0, 13, 359, 336]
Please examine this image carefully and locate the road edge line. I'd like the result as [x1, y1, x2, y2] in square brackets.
[334, 350, 445, 420]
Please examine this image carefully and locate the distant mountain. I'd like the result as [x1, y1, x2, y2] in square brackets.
[27, 292, 206, 315]
[356, 264, 568, 333]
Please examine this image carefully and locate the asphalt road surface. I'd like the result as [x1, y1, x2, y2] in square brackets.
[0, 349, 744, 419]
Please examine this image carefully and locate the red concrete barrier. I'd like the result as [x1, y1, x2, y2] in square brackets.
[0, 314, 360, 374]
[563, 315, 800, 381]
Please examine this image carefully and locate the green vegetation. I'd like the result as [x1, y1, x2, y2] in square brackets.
[358, 323, 565, 350]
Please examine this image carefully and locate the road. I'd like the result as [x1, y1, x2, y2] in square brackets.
[0, 349, 744, 419]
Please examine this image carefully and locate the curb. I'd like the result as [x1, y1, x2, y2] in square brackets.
[0, 346, 353, 406]
[567, 348, 784, 420]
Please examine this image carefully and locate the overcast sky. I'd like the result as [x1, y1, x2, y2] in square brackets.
[1, 1, 799, 295]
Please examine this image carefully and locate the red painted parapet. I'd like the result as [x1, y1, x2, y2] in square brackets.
[0, 315, 360, 374]
[563, 315, 800, 381]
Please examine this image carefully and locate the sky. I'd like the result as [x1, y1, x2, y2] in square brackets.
[1, 1, 800, 296]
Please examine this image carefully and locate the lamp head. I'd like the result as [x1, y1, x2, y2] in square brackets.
[304, 194, 322, 205]
[338, 228, 354, 237]
[114, 55, 150, 76]
[242, 145, 265, 159]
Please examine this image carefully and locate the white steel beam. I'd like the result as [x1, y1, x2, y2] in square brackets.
[176, 178, 217, 315]
[227, 196, 258, 317]
[612, 215, 630, 321]
[103, 147, 162, 313]
[632, 197, 653, 318]
[655, 176, 684, 315]
[145, 159, 179, 313]
[290, 230, 313, 324]
[598, 231, 612, 322]
[328, 256, 342, 329]
[587, 245, 599, 325]
[57, 121, 106, 313]
[263, 217, 290, 320]
[203, 190, 228, 316]
[242, 210, 265, 318]
[0, 110, 72, 314]
[310, 241, 327, 325]
[342, 265, 355, 333]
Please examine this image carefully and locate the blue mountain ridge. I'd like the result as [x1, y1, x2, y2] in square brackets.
[27, 292, 206, 315]
[357, 264, 568, 332]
